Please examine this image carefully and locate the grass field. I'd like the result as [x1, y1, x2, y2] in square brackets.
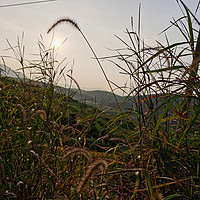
[1, 0, 200, 199]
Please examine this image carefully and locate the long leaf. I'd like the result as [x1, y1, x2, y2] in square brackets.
[145, 65, 185, 73]
[144, 170, 153, 198]
[146, 94, 181, 128]
[180, 0, 194, 51]
[139, 41, 189, 69]
[164, 193, 189, 200]
[131, 171, 140, 199]
[177, 102, 200, 148]
[152, 95, 180, 147]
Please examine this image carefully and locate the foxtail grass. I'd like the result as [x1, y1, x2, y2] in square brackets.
[47, 17, 120, 108]
[77, 159, 108, 195]
[63, 147, 92, 162]
[151, 192, 164, 200]
[30, 109, 47, 121]
[16, 103, 27, 121]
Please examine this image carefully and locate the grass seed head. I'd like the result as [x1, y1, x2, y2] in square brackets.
[47, 17, 80, 34]
[77, 159, 108, 194]
[30, 110, 47, 121]
[63, 147, 92, 162]
[151, 192, 164, 200]
[16, 104, 26, 121]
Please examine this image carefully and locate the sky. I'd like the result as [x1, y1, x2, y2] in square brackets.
[0, 0, 199, 94]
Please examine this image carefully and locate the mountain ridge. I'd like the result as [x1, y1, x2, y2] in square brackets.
[0, 64, 133, 110]
[0, 64, 25, 79]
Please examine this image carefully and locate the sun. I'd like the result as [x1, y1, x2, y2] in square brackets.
[52, 39, 61, 48]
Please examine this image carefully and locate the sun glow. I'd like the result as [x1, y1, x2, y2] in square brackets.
[52, 39, 61, 48]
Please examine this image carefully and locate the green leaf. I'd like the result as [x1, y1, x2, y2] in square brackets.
[178, 102, 200, 148]
[164, 193, 189, 200]
[140, 41, 189, 68]
[150, 95, 181, 147]
[145, 66, 185, 73]
[131, 171, 140, 199]
[144, 170, 153, 198]
[180, 0, 194, 50]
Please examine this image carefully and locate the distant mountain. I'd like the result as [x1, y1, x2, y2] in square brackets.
[0, 64, 25, 79]
[0, 64, 133, 110]
[56, 87, 134, 110]
[73, 90, 127, 107]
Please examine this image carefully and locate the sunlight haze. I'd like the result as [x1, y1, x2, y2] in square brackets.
[0, 0, 199, 94]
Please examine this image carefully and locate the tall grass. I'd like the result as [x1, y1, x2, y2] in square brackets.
[1, 0, 200, 199]
[100, 0, 200, 199]
[0, 37, 110, 199]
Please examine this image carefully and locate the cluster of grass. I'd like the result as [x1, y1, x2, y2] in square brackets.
[0, 36, 132, 199]
[1, 0, 200, 199]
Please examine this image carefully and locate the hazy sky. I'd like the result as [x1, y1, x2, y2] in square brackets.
[0, 0, 199, 93]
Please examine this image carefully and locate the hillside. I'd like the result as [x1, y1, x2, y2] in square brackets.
[56, 87, 134, 110]
[0, 75, 134, 148]
[0, 64, 133, 110]
[0, 64, 25, 79]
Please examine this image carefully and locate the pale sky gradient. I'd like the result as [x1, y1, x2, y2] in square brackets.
[0, 0, 199, 94]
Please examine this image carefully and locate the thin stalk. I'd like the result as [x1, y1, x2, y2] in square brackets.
[47, 18, 120, 108]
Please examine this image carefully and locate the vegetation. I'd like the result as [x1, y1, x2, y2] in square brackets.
[1, 0, 200, 199]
